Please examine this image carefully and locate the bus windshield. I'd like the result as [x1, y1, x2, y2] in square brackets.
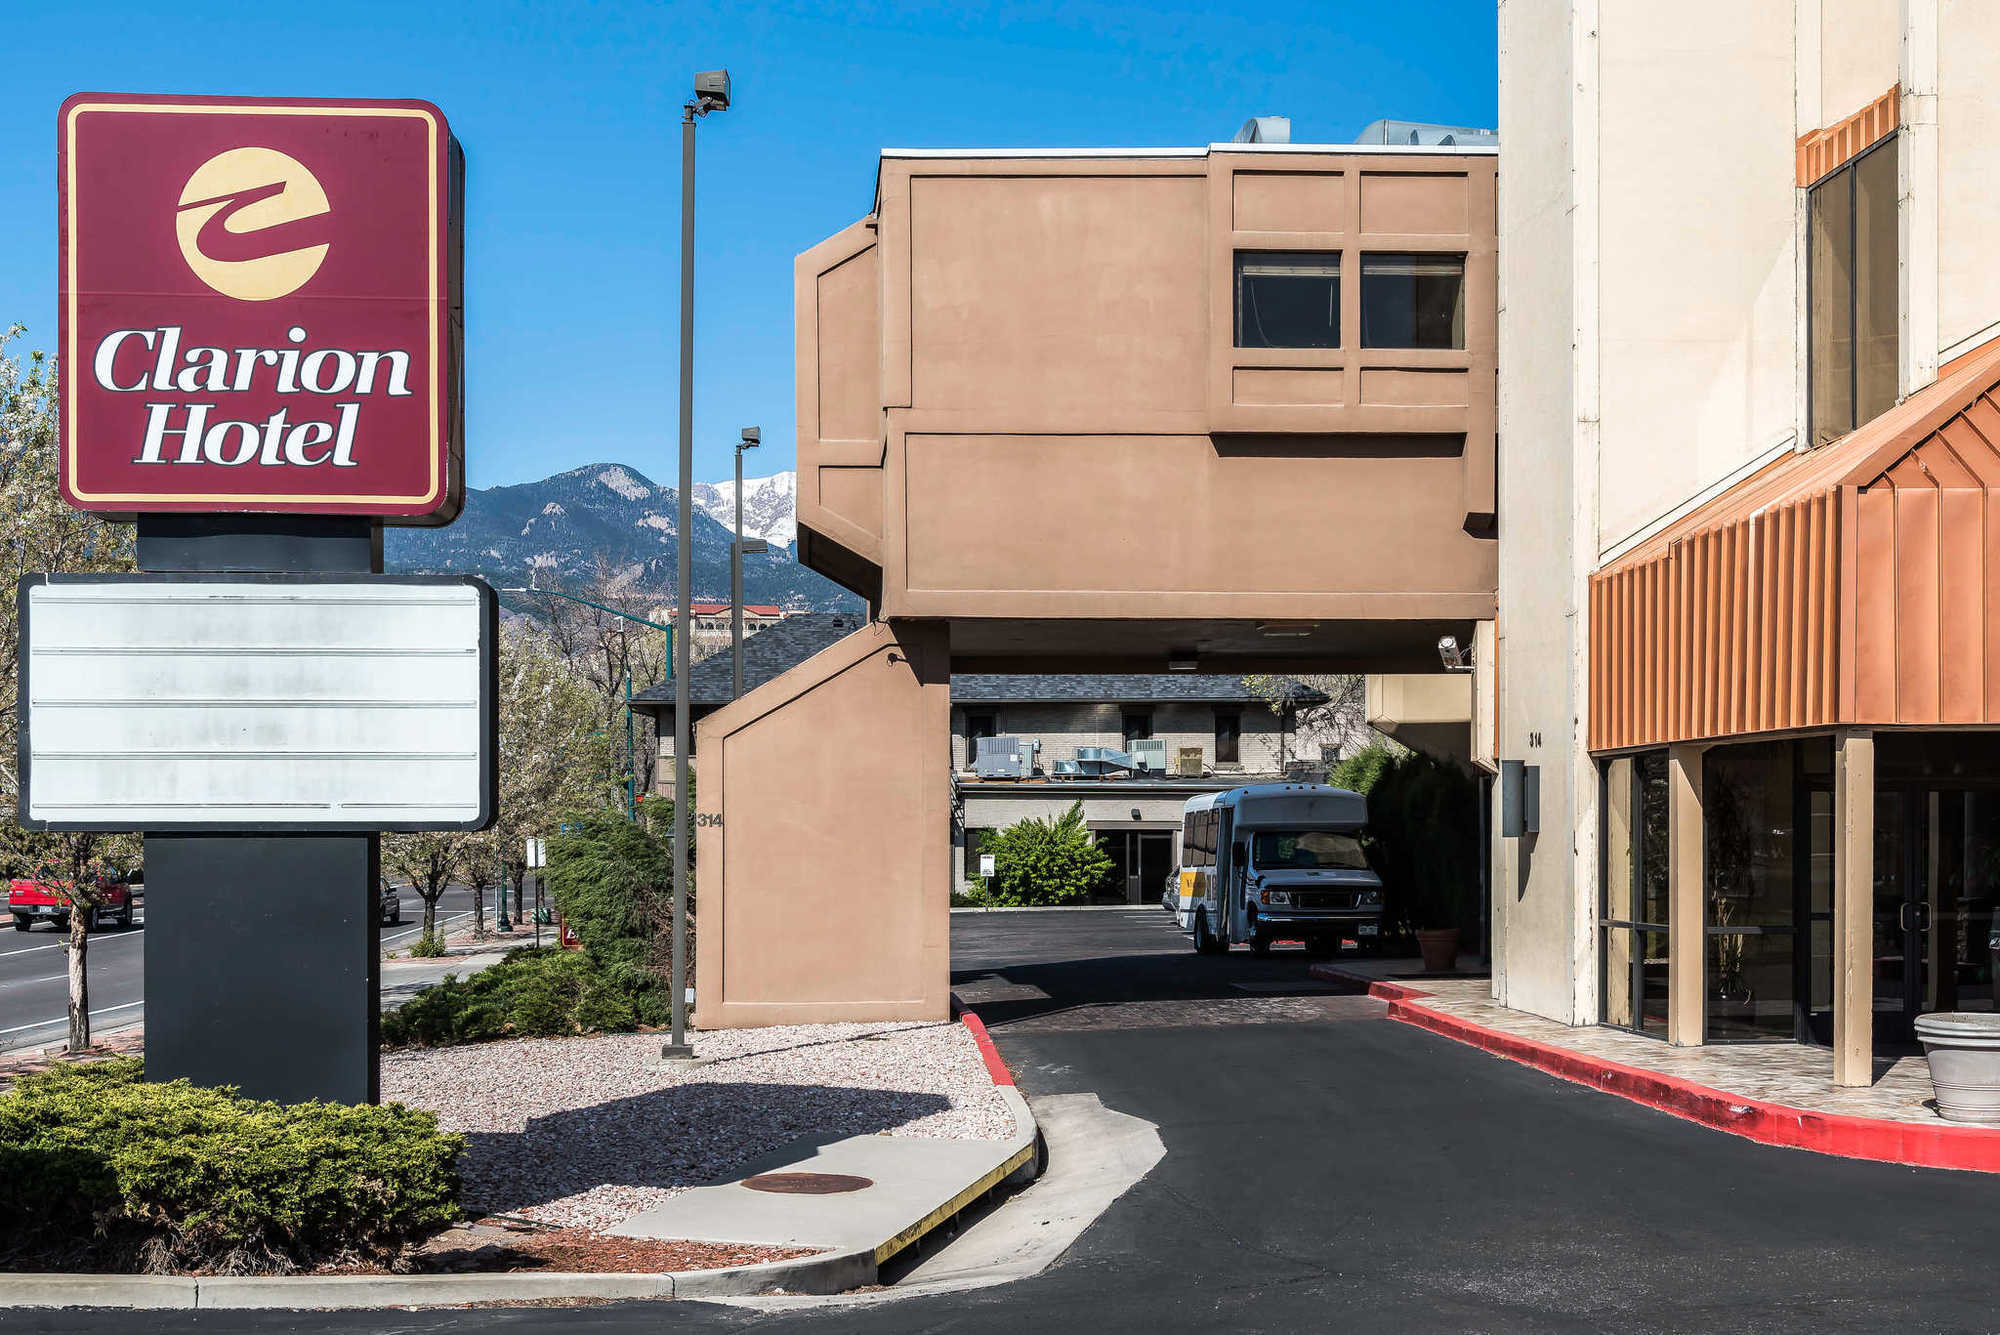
[1250, 830, 1369, 871]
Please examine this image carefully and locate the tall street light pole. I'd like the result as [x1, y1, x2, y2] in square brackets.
[668, 69, 730, 1061]
[732, 425, 761, 699]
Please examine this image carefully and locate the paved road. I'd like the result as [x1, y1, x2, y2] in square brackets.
[19, 908, 2000, 1332]
[0, 883, 487, 1054]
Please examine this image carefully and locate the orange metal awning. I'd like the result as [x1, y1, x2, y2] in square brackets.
[1589, 344, 2000, 752]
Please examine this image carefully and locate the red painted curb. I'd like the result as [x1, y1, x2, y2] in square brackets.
[949, 995, 1015, 1088]
[1316, 967, 2000, 1174]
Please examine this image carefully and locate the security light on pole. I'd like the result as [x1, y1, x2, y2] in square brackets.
[665, 70, 730, 1061]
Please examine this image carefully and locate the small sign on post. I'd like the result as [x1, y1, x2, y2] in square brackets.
[979, 853, 997, 878]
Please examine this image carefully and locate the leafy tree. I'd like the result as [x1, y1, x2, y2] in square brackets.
[384, 832, 461, 943]
[492, 620, 611, 921]
[970, 802, 1113, 908]
[545, 810, 671, 1016]
[0, 326, 138, 1049]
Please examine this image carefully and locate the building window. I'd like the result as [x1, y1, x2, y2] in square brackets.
[1360, 253, 1465, 349]
[965, 711, 998, 742]
[1122, 711, 1152, 748]
[1601, 752, 1669, 1038]
[1809, 137, 1898, 446]
[1214, 710, 1241, 766]
[1235, 252, 1340, 348]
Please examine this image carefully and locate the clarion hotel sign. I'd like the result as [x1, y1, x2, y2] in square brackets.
[57, 93, 464, 521]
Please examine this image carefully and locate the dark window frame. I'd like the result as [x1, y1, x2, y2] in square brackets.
[1214, 709, 1242, 766]
[1233, 250, 1341, 349]
[1359, 251, 1467, 350]
[965, 711, 999, 741]
[1807, 134, 1898, 447]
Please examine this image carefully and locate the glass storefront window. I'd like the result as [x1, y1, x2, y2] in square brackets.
[1602, 752, 1669, 1038]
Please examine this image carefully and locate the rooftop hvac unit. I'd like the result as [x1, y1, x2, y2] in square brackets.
[973, 735, 1038, 780]
[1129, 739, 1168, 774]
[1175, 746, 1205, 778]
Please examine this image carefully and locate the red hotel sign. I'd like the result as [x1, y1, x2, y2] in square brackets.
[58, 93, 462, 521]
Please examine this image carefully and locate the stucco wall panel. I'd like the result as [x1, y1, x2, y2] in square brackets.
[694, 620, 950, 1027]
[907, 173, 1208, 416]
[893, 432, 1492, 611]
[1595, 2, 1798, 553]
[1939, 0, 2000, 356]
[1820, 0, 1900, 127]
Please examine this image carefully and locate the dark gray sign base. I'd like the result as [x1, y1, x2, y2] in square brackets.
[142, 835, 381, 1104]
[136, 515, 383, 1104]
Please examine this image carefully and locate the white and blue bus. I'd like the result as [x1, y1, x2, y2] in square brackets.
[1176, 783, 1384, 956]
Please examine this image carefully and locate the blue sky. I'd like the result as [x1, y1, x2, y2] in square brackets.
[5, 1, 1497, 489]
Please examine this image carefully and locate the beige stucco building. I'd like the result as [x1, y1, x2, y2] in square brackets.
[1498, 0, 2000, 1082]
[693, 5, 2000, 1090]
[692, 140, 1498, 1025]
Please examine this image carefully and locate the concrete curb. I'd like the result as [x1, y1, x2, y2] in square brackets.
[0, 1008, 1044, 1310]
[1311, 962, 2000, 1174]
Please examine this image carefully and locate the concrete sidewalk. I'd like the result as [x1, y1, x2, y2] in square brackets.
[611, 1083, 1039, 1275]
[379, 951, 508, 1010]
[1313, 959, 2000, 1172]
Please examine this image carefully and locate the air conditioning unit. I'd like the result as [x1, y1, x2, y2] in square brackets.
[973, 735, 1038, 780]
[1175, 746, 1205, 778]
[1129, 739, 1168, 774]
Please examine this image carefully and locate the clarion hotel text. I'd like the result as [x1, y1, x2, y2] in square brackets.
[92, 324, 413, 468]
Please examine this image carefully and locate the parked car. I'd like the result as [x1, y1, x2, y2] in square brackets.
[377, 880, 403, 927]
[9, 873, 137, 932]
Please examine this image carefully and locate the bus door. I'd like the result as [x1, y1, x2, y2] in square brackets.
[1218, 813, 1247, 940]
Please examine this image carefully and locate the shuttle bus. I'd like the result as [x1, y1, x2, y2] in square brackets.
[1176, 783, 1384, 956]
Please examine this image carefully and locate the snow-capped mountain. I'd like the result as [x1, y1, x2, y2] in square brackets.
[384, 464, 854, 610]
[692, 472, 797, 549]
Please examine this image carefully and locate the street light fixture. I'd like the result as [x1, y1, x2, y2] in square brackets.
[666, 69, 731, 1062]
[731, 425, 767, 700]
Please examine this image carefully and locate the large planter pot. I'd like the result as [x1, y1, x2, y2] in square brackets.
[1914, 1012, 2000, 1125]
[1414, 928, 1461, 974]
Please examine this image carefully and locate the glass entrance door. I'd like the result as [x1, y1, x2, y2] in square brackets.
[1875, 788, 2000, 1043]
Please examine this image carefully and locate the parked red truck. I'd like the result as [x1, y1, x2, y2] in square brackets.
[8, 872, 138, 932]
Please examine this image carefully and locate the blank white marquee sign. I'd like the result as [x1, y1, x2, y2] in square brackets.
[18, 575, 496, 831]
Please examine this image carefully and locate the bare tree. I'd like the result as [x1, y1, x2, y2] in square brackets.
[1240, 673, 1373, 771]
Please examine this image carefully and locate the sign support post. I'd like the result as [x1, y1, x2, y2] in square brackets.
[137, 516, 383, 1105]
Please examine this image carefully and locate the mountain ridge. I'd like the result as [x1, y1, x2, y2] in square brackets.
[383, 463, 855, 610]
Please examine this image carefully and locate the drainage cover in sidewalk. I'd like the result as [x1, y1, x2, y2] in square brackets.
[741, 1172, 874, 1195]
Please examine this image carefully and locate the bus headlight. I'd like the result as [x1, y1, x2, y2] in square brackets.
[1262, 889, 1291, 906]
[1357, 890, 1383, 907]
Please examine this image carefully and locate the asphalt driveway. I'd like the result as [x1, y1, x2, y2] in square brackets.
[17, 908, 2000, 1333]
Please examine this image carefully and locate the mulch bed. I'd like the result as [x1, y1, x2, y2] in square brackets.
[0, 1031, 145, 1092]
[363, 1217, 819, 1275]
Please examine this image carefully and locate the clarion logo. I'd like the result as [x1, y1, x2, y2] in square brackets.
[92, 324, 413, 468]
[175, 147, 332, 302]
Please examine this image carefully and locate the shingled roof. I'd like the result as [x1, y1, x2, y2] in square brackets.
[630, 614, 1330, 722]
[629, 612, 867, 718]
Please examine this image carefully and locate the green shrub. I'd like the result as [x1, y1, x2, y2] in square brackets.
[380, 946, 653, 1048]
[0, 1060, 461, 1274]
[407, 929, 446, 959]
[546, 811, 676, 998]
[967, 802, 1113, 908]
[1331, 743, 1481, 942]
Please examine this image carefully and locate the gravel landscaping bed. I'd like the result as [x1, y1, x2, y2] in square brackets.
[381, 1021, 1013, 1231]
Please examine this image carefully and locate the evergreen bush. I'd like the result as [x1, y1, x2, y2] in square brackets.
[966, 802, 1113, 907]
[380, 946, 656, 1047]
[0, 1060, 461, 1274]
